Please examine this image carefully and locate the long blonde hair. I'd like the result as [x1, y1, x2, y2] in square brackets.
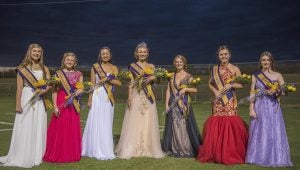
[60, 52, 78, 70]
[19, 43, 46, 78]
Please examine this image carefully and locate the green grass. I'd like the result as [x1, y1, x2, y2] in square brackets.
[0, 74, 299, 170]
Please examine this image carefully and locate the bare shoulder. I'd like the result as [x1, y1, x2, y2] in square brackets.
[273, 71, 283, 78]
[148, 63, 155, 68]
[111, 65, 119, 71]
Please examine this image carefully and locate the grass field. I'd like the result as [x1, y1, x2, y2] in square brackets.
[0, 75, 299, 170]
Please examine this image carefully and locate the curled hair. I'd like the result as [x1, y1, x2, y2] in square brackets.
[134, 42, 149, 60]
[259, 51, 276, 71]
[19, 43, 46, 78]
[98, 46, 112, 63]
[60, 52, 78, 70]
[173, 54, 188, 70]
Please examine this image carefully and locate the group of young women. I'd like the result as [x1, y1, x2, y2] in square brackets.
[0, 42, 293, 168]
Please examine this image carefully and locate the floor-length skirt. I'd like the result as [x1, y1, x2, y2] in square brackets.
[0, 87, 47, 168]
[162, 95, 201, 157]
[115, 89, 164, 159]
[246, 96, 293, 167]
[82, 86, 115, 160]
[197, 115, 248, 165]
[43, 89, 81, 163]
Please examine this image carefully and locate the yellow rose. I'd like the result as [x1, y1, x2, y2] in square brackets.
[192, 79, 197, 83]
[291, 87, 296, 92]
[143, 67, 154, 75]
[247, 75, 251, 79]
[287, 86, 293, 90]
[242, 74, 246, 77]
[196, 77, 201, 81]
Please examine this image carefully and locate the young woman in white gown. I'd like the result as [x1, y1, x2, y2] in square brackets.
[0, 44, 51, 168]
[82, 47, 121, 160]
[115, 42, 165, 159]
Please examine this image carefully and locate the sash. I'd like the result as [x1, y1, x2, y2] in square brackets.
[129, 63, 155, 103]
[16, 66, 46, 110]
[211, 65, 236, 107]
[253, 71, 273, 89]
[55, 70, 80, 114]
[169, 73, 191, 115]
[92, 63, 115, 106]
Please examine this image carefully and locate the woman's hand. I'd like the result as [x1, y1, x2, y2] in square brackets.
[74, 89, 84, 97]
[16, 105, 23, 113]
[213, 90, 221, 98]
[165, 105, 170, 112]
[88, 100, 92, 109]
[179, 88, 187, 96]
[143, 76, 155, 86]
[266, 89, 275, 95]
[127, 98, 132, 108]
[249, 109, 257, 119]
[54, 107, 60, 117]
[38, 89, 47, 96]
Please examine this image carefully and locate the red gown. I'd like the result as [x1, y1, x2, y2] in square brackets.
[197, 66, 248, 165]
[43, 71, 82, 163]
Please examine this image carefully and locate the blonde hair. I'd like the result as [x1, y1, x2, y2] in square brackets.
[259, 51, 276, 71]
[98, 46, 112, 63]
[19, 43, 46, 78]
[134, 42, 149, 60]
[61, 52, 78, 70]
[173, 55, 188, 70]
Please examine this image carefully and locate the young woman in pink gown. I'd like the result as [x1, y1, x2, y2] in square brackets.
[43, 52, 83, 163]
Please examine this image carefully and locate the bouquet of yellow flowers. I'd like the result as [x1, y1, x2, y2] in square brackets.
[47, 76, 61, 87]
[153, 67, 173, 80]
[226, 74, 251, 84]
[117, 70, 133, 82]
[283, 83, 296, 95]
[179, 76, 201, 89]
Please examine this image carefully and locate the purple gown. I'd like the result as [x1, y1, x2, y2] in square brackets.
[245, 79, 293, 167]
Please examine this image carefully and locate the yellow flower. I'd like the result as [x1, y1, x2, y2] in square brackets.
[242, 74, 247, 78]
[192, 79, 197, 84]
[287, 86, 293, 91]
[196, 77, 201, 81]
[75, 82, 84, 89]
[166, 72, 174, 78]
[34, 79, 47, 87]
[179, 84, 188, 89]
[143, 67, 154, 75]
[226, 78, 234, 84]
[247, 75, 251, 79]
[54, 77, 61, 81]
[291, 87, 296, 92]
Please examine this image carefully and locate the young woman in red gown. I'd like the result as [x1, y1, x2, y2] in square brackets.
[43, 52, 83, 163]
[197, 45, 248, 165]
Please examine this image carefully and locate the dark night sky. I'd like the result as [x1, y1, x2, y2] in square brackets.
[0, 0, 299, 67]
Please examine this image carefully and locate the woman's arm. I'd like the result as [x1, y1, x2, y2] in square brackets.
[88, 68, 95, 108]
[15, 73, 23, 113]
[108, 66, 121, 86]
[249, 75, 257, 118]
[165, 82, 170, 111]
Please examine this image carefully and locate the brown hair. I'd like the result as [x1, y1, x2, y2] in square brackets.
[97, 46, 112, 63]
[173, 55, 188, 70]
[259, 51, 275, 70]
[60, 52, 78, 70]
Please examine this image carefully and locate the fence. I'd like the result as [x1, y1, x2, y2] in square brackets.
[0, 60, 299, 102]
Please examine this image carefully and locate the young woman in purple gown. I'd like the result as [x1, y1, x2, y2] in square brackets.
[246, 52, 293, 167]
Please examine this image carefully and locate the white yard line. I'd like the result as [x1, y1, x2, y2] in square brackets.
[0, 129, 13, 132]
[4, 112, 14, 115]
[0, 121, 13, 125]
